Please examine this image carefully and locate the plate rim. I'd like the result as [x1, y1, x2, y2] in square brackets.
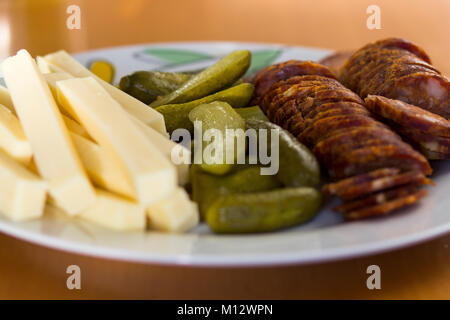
[0, 215, 448, 266]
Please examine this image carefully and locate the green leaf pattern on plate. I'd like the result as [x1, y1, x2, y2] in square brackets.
[138, 47, 282, 75]
[245, 49, 282, 76]
[142, 48, 213, 65]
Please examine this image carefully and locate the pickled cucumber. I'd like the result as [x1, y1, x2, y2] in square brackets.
[235, 106, 267, 121]
[206, 187, 322, 233]
[246, 119, 320, 187]
[150, 50, 251, 107]
[189, 101, 246, 175]
[119, 71, 191, 104]
[156, 83, 253, 134]
[191, 165, 281, 218]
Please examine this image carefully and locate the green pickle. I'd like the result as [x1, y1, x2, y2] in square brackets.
[119, 71, 191, 104]
[150, 50, 251, 107]
[246, 119, 320, 187]
[191, 165, 281, 218]
[155, 83, 253, 134]
[235, 105, 268, 121]
[206, 188, 322, 233]
[110, 49, 326, 235]
[189, 101, 246, 175]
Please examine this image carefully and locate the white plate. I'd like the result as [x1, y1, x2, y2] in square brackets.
[1, 42, 449, 266]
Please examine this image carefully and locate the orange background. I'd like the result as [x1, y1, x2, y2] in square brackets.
[2, 0, 450, 76]
[0, 0, 449, 299]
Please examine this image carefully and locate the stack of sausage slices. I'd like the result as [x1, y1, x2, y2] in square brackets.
[249, 37, 450, 220]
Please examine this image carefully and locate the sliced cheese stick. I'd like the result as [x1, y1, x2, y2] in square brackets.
[44, 71, 73, 99]
[0, 85, 14, 113]
[36, 56, 56, 74]
[43, 72, 76, 119]
[0, 104, 32, 164]
[147, 187, 199, 233]
[0, 86, 86, 163]
[37, 56, 68, 74]
[46, 73, 189, 184]
[26, 132, 134, 200]
[1, 49, 96, 215]
[44, 50, 167, 134]
[0, 149, 47, 221]
[70, 132, 134, 198]
[0, 85, 91, 160]
[131, 116, 190, 185]
[79, 189, 146, 231]
[63, 115, 91, 140]
[56, 77, 176, 205]
[0, 93, 89, 165]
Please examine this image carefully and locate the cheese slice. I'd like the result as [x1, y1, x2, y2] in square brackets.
[70, 131, 134, 198]
[63, 115, 91, 140]
[0, 87, 83, 163]
[56, 77, 176, 205]
[0, 149, 47, 221]
[37, 56, 68, 74]
[36, 56, 55, 74]
[0, 85, 15, 113]
[45, 73, 188, 182]
[131, 116, 190, 185]
[1, 74, 185, 187]
[147, 187, 199, 233]
[44, 72, 73, 100]
[44, 50, 167, 134]
[79, 189, 146, 231]
[44, 72, 85, 120]
[0, 104, 32, 164]
[0, 89, 85, 164]
[1, 49, 96, 215]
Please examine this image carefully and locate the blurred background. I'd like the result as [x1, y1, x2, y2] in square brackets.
[0, 0, 449, 74]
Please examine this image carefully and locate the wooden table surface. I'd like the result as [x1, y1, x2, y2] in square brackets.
[0, 0, 449, 299]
